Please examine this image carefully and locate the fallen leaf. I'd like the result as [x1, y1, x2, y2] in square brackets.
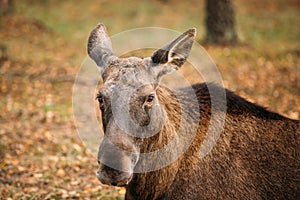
[17, 166, 26, 172]
[118, 188, 126, 195]
[34, 173, 43, 178]
[55, 168, 66, 177]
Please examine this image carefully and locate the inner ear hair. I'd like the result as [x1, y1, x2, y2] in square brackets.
[151, 49, 169, 64]
[151, 28, 196, 66]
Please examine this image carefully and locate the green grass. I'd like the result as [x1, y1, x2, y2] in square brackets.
[14, 0, 299, 50]
[237, 11, 299, 51]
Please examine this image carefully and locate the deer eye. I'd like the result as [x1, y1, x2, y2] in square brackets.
[146, 94, 155, 103]
[96, 94, 104, 104]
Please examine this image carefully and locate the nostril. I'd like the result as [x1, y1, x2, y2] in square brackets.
[97, 160, 100, 165]
[111, 182, 117, 186]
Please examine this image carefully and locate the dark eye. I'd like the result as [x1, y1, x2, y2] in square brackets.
[96, 94, 104, 104]
[146, 94, 155, 103]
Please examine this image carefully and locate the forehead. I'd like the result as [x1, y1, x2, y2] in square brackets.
[103, 57, 152, 81]
[100, 57, 155, 94]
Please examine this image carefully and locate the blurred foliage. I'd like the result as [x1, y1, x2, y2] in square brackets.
[0, 0, 299, 199]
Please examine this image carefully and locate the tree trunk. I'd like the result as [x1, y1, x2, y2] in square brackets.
[205, 0, 237, 45]
[0, 0, 14, 16]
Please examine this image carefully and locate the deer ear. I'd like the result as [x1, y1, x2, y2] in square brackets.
[151, 28, 196, 79]
[87, 23, 117, 74]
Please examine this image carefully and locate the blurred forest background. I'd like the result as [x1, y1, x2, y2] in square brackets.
[0, 0, 299, 199]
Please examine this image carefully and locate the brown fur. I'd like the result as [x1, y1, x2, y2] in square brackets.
[126, 83, 299, 199]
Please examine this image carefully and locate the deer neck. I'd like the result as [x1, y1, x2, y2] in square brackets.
[126, 87, 184, 199]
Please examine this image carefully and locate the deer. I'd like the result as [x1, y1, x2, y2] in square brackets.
[87, 23, 300, 200]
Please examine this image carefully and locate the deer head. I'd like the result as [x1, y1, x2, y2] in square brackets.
[87, 23, 196, 186]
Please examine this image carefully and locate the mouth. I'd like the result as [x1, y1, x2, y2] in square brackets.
[96, 170, 133, 187]
[111, 174, 133, 187]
